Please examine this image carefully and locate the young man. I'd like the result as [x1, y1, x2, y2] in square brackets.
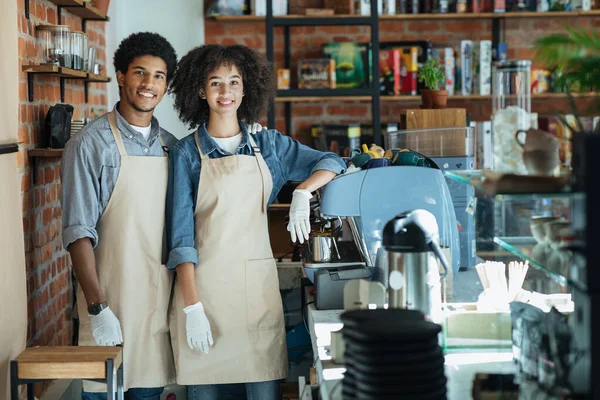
[60, 31, 179, 400]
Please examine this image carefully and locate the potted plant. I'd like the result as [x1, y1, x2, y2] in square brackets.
[533, 26, 600, 189]
[418, 58, 447, 109]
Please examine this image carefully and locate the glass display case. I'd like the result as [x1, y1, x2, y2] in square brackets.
[439, 169, 590, 397]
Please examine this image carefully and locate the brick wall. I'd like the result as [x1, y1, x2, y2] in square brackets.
[205, 9, 599, 143]
[16, 0, 108, 393]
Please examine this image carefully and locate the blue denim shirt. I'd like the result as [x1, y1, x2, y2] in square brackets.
[165, 122, 346, 270]
[60, 103, 177, 249]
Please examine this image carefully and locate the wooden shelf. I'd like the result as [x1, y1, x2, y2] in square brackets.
[22, 65, 111, 83]
[22, 65, 87, 79]
[211, 10, 600, 22]
[275, 96, 372, 102]
[274, 92, 597, 103]
[22, 65, 111, 102]
[492, 9, 600, 18]
[268, 203, 291, 210]
[381, 10, 600, 19]
[86, 73, 111, 83]
[29, 149, 64, 158]
[47, 0, 108, 20]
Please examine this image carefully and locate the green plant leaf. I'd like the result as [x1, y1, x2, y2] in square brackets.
[534, 26, 600, 130]
[417, 58, 445, 90]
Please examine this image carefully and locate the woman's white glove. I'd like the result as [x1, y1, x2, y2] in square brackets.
[287, 189, 312, 244]
[90, 307, 123, 346]
[184, 301, 214, 354]
[246, 123, 265, 134]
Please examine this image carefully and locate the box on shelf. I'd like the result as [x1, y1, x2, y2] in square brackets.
[357, 0, 383, 14]
[459, 40, 473, 95]
[381, 41, 432, 94]
[471, 0, 494, 11]
[531, 69, 551, 94]
[385, 109, 471, 157]
[400, 108, 467, 130]
[322, 42, 371, 89]
[324, 0, 355, 14]
[277, 68, 290, 90]
[312, 124, 361, 157]
[379, 49, 400, 95]
[398, 47, 418, 95]
[386, 126, 474, 157]
[251, 0, 288, 15]
[472, 40, 492, 96]
[297, 59, 336, 89]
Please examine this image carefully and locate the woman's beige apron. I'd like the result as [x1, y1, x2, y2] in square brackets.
[77, 111, 175, 392]
[171, 131, 288, 385]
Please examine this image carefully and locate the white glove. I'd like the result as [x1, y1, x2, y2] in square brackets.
[287, 189, 312, 244]
[90, 307, 123, 346]
[184, 301, 213, 354]
[246, 122, 265, 134]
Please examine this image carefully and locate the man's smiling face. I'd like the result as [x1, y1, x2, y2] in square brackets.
[117, 55, 168, 114]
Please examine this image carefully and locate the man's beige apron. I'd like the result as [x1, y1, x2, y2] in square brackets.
[77, 111, 175, 392]
[170, 131, 288, 385]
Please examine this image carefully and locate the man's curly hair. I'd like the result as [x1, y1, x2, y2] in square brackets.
[113, 32, 178, 84]
[169, 44, 276, 129]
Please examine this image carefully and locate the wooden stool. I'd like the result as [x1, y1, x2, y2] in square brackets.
[10, 346, 124, 400]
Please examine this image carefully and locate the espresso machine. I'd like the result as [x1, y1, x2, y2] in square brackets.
[308, 165, 459, 309]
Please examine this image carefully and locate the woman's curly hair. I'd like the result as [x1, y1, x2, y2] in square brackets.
[169, 44, 276, 130]
[113, 32, 178, 84]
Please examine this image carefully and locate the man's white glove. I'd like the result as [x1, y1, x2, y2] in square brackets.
[90, 307, 123, 346]
[246, 123, 265, 134]
[287, 189, 312, 244]
[184, 301, 213, 354]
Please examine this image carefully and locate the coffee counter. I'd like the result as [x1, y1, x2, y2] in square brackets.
[304, 298, 560, 400]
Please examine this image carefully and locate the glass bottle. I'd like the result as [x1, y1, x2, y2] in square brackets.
[36, 25, 71, 68]
[491, 60, 532, 174]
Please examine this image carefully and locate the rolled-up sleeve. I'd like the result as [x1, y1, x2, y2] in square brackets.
[269, 130, 346, 182]
[166, 145, 198, 270]
[60, 136, 101, 248]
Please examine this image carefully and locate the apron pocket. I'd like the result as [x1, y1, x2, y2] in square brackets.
[152, 265, 175, 335]
[245, 258, 283, 331]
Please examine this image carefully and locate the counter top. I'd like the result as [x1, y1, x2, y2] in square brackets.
[305, 303, 519, 400]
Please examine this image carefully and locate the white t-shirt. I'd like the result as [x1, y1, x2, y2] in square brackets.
[129, 123, 152, 140]
[213, 132, 243, 154]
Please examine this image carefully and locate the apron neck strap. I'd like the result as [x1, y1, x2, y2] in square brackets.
[194, 130, 208, 160]
[108, 111, 127, 157]
[158, 135, 169, 155]
[248, 134, 261, 155]
[248, 134, 269, 213]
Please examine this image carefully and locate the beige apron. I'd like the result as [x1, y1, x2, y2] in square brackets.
[171, 131, 288, 385]
[77, 111, 175, 392]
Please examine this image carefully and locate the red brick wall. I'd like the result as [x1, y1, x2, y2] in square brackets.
[205, 11, 599, 143]
[17, 0, 108, 383]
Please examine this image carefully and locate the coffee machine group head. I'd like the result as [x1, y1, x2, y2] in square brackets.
[383, 209, 450, 324]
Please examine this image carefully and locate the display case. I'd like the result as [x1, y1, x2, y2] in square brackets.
[440, 168, 590, 397]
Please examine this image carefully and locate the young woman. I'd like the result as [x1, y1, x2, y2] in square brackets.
[165, 44, 345, 399]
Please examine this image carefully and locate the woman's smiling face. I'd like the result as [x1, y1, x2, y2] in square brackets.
[201, 63, 244, 119]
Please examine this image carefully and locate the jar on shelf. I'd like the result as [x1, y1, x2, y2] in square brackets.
[71, 31, 88, 71]
[36, 25, 72, 68]
[491, 60, 532, 174]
